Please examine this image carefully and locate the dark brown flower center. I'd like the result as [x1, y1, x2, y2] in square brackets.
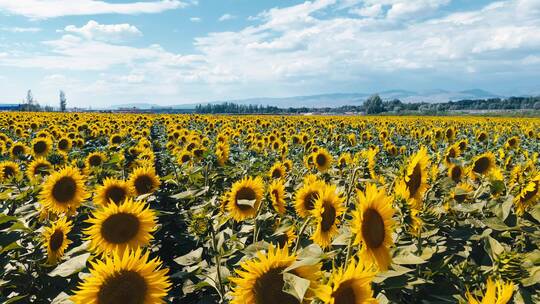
[134, 174, 154, 195]
[316, 154, 327, 167]
[181, 154, 191, 163]
[320, 201, 337, 232]
[58, 139, 69, 150]
[34, 141, 48, 155]
[105, 186, 127, 205]
[303, 191, 318, 211]
[52, 176, 77, 203]
[235, 187, 257, 211]
[111, 135, 122, 145]
[406, 163, 422, 197]
[101, 213, 140, 244]
[454, 193, 467, 203]
[450, 166, 462, 182]
[3, 166, 15, 178]
[361, 208, 385, 248]
[33, 163, 51, 176]
[472, 156, 491, 174]
[12, 145, 24, 155]
[272, 169, 283, 179]
[332, 279, 357, 304]
[253, 267, 299, 304]
[49, 229, 64, 252]
[98, 270, 147, 304]
[89, 155, 103, 167]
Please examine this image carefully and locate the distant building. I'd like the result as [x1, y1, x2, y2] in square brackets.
[0, 104, 21, 111]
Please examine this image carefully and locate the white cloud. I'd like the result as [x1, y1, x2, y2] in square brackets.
[1, 0, 540, 105]
[120, 72, 146, 83]
[386, 0, 451, 20]
[218, 14, 235, 22]
[1, 27, 42, 33]
[64, 20, 141, 42]
[190, 17, 201, 22]
[350, 4, 382, 18]
[0, 0, 186, 19]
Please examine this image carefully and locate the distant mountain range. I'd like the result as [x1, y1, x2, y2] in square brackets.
[108, 88, 505, 110]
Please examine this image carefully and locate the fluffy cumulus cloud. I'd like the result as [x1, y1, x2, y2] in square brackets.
[64, 20, 142, 42]
[1, 0, 540, 105]
[0, 0, 185, 19]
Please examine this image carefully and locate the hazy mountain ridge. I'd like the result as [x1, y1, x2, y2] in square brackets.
[106, 89, 503, 109]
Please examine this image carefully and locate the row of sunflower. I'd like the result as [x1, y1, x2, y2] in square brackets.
[0, 112, 539, 303]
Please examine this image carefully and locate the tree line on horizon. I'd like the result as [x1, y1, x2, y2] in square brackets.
[16, 89, 67, 112]
[194, 95, 540, 114]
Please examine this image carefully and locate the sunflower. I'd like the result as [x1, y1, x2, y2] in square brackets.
[26, 158, 53, 181]
[85, 152, 106, 170]
[294, 178, 325, 218]
[470, 152, 496, 178]
[57, 137, 72, 152]
[10, 142, 27, 158]
[71, 248, 171, 304]
[273, 226, 296, 248]
[42, 217, 72, 264]
[109, 133, 123, 146]
[268, 162, 286, 180]
[476, 131, 488, 142]
[95, 177, 132, 206]
[0, 160, 19, 182]
[31, 137, 53, 158]
[282, 159, 293, 172]
[450, 182, 474, 203]
[216, 141, 230, 166]
[178, 150, 193, 165]
[227, 176, 265, 221]
[310, 184, 345, 249]
[85, 198, 156, 256]
[394, 180, 422, 235]
[351, 183, 395, 271]
[505, 136, 519, 150]
[466, 278, 514, 304]
[230, 244, 321, 304]
[128, 166, 161, 197]
[337, 153, 352, 169]
[312, 148, 333, 172]
[40, 166, 88, 214]
[444, 145, 460, 166]
[403, 147, 430, 203]
[448, 164, 464, 183]
[514, 175, 539, 215]
[268, 179, 286, 215]
[315, 259, 377, 304]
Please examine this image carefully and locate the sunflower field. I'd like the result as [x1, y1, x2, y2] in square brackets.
[0, 112, 539, 304]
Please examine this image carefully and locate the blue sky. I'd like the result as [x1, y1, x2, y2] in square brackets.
[0, 0, 539, 107]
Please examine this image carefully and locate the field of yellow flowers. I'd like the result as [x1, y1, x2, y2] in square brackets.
[0, 112, 539, 303]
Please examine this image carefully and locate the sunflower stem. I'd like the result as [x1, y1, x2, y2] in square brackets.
[341, 167, 360, 222]
[252, 199, 265, 244]
[293, 217, 311, 253]
[344, 233, 354, 266]
[210, 229, 226, 301]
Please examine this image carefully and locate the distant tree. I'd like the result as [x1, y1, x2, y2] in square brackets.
[364, 94, 384, 114]
[21, 89, 41, 111]
[60, 90, 67, 112]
